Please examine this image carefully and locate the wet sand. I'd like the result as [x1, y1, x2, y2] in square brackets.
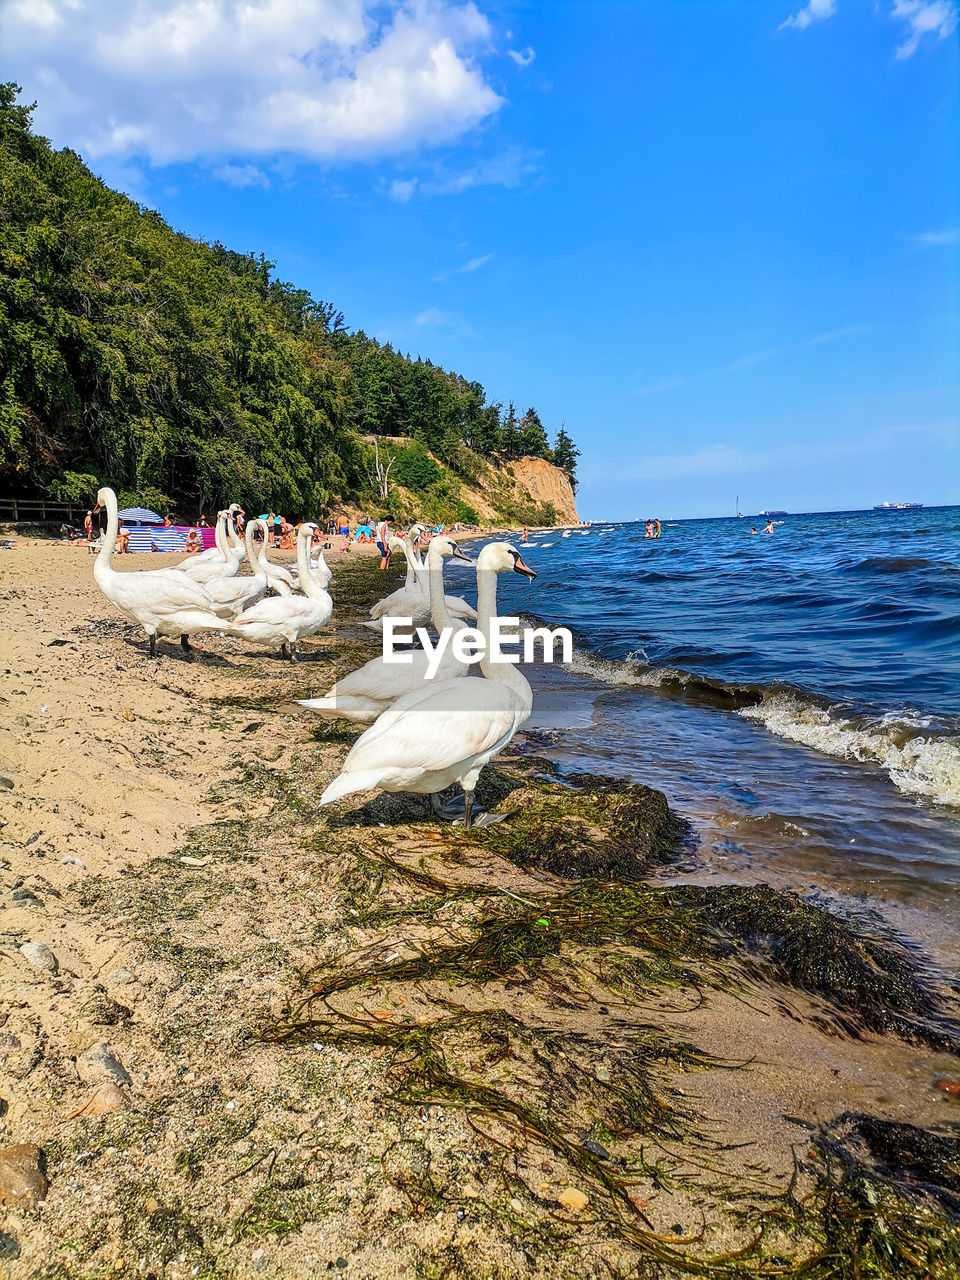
[1, 540, 958, 1277]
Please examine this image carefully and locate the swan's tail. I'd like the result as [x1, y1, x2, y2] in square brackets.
[319, 770, 383, 806]
[362, 618, 383, 632]
[298, 696, 339, 718]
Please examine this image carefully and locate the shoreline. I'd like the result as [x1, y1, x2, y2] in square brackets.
[1, 545, 959, 1276]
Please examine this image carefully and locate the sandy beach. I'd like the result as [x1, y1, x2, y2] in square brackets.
[1, 540, 958, 1277]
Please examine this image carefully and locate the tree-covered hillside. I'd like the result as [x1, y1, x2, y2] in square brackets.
[0, 85, 579, 522]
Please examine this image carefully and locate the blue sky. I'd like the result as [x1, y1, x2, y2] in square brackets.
[2, 0, 957, 518]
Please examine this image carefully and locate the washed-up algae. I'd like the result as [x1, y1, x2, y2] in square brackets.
[269, 846, 960, 1276]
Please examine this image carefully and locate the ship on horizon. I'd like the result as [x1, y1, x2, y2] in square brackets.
[873, 501, 924, 511]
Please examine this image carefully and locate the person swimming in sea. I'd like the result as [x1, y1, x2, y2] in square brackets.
[762, 519, 774, 534]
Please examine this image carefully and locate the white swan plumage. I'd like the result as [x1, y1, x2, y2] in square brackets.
[202, 518, 272, 615]
[224, 523, 332, 660]
[92, 487, 232, 657]
[298, 535, 474, 724]
[364, 529, 476, 631]
[319, 542, 537, 827]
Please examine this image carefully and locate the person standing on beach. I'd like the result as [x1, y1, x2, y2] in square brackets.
[375, 515, 391, 569]
[84, 510, 93, 540]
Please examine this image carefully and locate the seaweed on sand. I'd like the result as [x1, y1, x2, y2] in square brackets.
[335, 759, 688, 879]
[772, 1114, 960, 1279]
[667, 885, 959, 1051]
[268, 864, 960, 1275]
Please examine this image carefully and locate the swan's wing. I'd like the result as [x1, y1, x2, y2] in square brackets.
[230, 597, 317, 626]
[344, 679, 517, 775]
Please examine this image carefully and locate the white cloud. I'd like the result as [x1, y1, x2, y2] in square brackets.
[414, 306, 477, 337]
[387, 146, 542, 199]
[0, 0, 503, 165]
[891, 1, 958, 57]
[911, 227, 960, 246]
[725, 325, 866, 371]
[433, 251, 493, 281]
[779, 0, 837, 31]
[633, 376, 683, 397]
[212, 162, 270, 188]
[507, 46, 535, 67]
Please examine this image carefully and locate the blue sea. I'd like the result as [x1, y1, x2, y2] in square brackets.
[449, 507, 960, 951]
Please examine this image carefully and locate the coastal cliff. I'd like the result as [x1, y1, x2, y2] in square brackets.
[507, 455, 579, 523]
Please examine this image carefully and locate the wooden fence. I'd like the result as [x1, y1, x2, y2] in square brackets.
[0, 498, 84, 523]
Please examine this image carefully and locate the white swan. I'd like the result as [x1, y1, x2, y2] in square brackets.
[202, 518, 272, 615]
[188, 505, 243, 565]
[309, 543, 332, 588]
[177, 512, 243, 584]
[298, 536, 474, 724]
[364, 530, 476, 632]
[319, 542, 537, 828]
[224, 523, 333, 661]
[92, 487, 232, 657]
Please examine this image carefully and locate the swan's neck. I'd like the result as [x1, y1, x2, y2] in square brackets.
[298, 531, 326, 600]
[214, 512, 227, 557]
[426, 548, 453, 633]
[401, 539, 423, 590]
[225, 515, 241, 556]
[94, 491, 118, 576]
[476, 568, 532, 711]
[246, 521, 268, 578]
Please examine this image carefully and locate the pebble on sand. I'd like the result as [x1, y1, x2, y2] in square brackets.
[77, 1042, 133, 1088]
[557, 1186, 589, 1211]
[66, 1082, 130, 1118]
[18, 941, 58, 973]
[0, 1144, 48, 1209]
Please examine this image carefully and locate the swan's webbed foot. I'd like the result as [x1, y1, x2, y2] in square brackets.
[280, 643, 289, 660]
[180, 634, 194, 658]
[148, 634, 156, 658]
[430, 791, 466, 822]
[289, 641, 299, 663]
[429, 790, 509, 829]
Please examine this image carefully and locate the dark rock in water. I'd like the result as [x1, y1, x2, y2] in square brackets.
[0, 1143, 48, 1209]
[0, 1231, 20, 1260]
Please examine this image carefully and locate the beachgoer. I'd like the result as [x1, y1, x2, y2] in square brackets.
[750, 527, 758, 535]
[653, 519, 661, 538]
[338, 513, 349, 536]
[163, 515, 172, 528]
[198, 514, 209, 528]
[644, 520, 655, 538]
[521, 524, 528, 543]
[375, 515, 391, 570]
[184, 529, 201, 554]
[273, 513, 283, 546]
[763, 519, 774, 534]
[116, 520, 130, 553]
[326, 516, 336, 537]
[84, 510, 94, 540]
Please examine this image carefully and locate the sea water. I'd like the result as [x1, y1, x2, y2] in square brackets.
[447, 507, 960, 955]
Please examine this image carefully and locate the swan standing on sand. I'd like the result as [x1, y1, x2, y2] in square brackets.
[92, 487, 232, 657]
[319, 542, 537, 829]
[364, 529, 476, 632]
[224, 523, 332, 660]
[298, 536, 474, 724]
[188, 505, 243, 566]
[202, 518, 273, 616]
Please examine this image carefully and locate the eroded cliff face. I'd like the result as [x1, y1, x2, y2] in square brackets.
[508, 455, 579, 524]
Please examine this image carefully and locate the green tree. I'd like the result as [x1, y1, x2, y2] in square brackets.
[553, 425, 581, 491]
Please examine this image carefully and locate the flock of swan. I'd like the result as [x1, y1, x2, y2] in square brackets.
[91, 485, 538, 828]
